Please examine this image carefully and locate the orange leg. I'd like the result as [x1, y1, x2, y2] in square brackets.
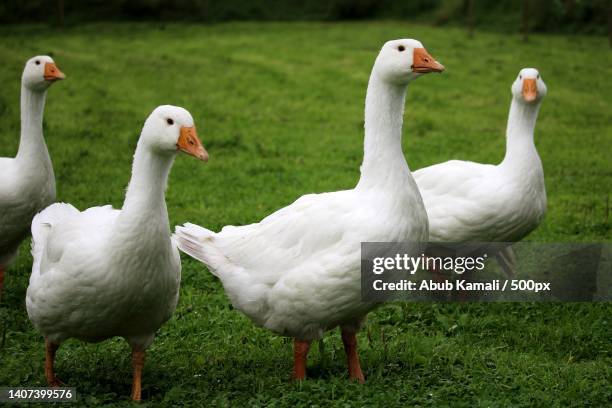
[45, 340, 63, 387]
[131, 347, 146, 401]
[292, 339, 311, 381]
[341, 328, 365, 383]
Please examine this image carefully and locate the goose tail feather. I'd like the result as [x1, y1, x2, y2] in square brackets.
[174, 223, 232, 279]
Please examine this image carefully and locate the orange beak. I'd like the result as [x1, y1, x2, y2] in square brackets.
[412, 48, 445, 73]
[44, 62, 65, 82]
[522, 78, 538, 102]
[177, 126, 208, 162]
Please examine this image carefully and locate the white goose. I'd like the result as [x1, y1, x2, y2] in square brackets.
[26, 105, 208, 401]
[414, 68, 547, 273]
[0, 56, 64, 295]
[176, 39, 444, 382]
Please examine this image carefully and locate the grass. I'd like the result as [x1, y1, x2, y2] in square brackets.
[0, 21, 610, 407]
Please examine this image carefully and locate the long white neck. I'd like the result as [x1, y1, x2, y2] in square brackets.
[356, 72, 412, 190]
[117, 141, 174, 235]
[17, 84, 51, 164]
[500, 98, 542, 173]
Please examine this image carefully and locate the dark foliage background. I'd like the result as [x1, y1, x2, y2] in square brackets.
[1, 0, 610, 35]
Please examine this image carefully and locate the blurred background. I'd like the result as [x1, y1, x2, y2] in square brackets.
[2, 0, 611, 41]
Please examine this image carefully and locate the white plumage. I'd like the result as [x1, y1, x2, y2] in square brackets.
[26, 105, 208, 401]
[414, 68, 547, 273]
[0, 56, 64, 293]
[176, 39, 445, 381]
[178, 187, 421, 339]
[28, 202, 180, 347]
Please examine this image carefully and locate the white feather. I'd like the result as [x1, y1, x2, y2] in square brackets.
[176, 40, 433, 341]
[26, 106, 197, 350]
[0, 57, 59, 269]
[414, 69, 548, 276]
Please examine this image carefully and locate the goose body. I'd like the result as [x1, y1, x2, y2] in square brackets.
[0, 157, 55, 266]
[180, 184, 424, 340]
[414, 68, 547, 271]
[415, 158, 546, 243]
[0, 56, 64, 291]
[26, 105, 208, 400]
[176, 39, 444, 381]
[27, 202, 181, 347]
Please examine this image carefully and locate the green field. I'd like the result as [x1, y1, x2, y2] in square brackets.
[0, 22, 610, 406]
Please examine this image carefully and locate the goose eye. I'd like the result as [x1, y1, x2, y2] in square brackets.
[519, 75, 522, 80]
[35, 60, 40, 65]
[398, 45, 405, 52]
[166, 118, 174, 125]
[537, 74, 540, 79]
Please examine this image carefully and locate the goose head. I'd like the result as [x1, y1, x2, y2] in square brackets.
[512, 68, 547, 104]
[373, 39, 444, 85]
[141, 105, 209, 162]
[22, 56, 65, 91]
